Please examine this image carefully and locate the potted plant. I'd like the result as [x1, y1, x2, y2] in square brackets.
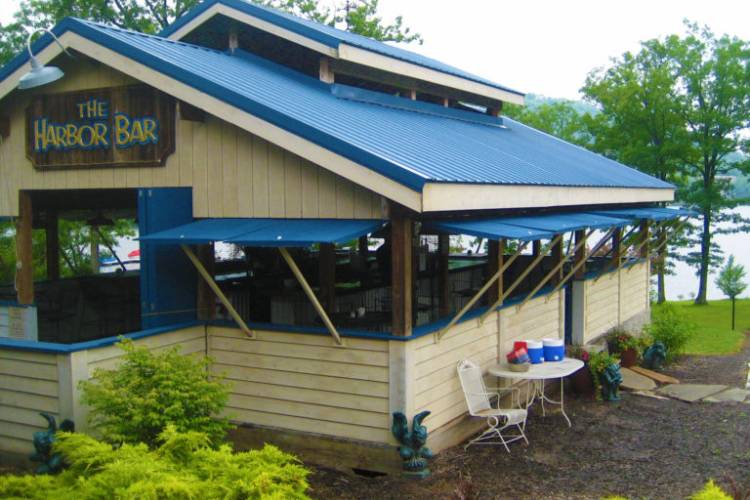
[566, 346, 595, 397]
[606, 330, 641, 368]
[587, 351, 622, 401]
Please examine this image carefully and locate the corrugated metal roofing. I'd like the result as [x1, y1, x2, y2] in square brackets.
[1, 18, 675, 193]
[159, 0, 523, 96]
[140, 218, 385, 246]
[591, 207, 697, 221]
[423, 219, 555, 241]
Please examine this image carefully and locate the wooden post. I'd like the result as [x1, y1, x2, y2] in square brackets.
[319, 243, 336, 312]
[487, 240, 504, 305]
[319, 56, 334, 84]
[46, 210, 59, 281]
[90, 230, 99, 275]
[533, 240, 541, 257]
[551, 236, 564, 286]
[612, 228, 623, 267]
[406, 89, 416, 100]
[196, 243, 215, 320]
[640, 220, 651, 259]
[574, 230, 586, 279]
[391, 214, 413, 336]
[16, 192, 34, 305]
[438, 234, 450, 317]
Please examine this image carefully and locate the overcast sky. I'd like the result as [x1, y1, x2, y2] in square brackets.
[2, 0, 749, 99]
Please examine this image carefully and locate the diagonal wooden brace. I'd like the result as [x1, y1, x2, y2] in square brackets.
[279, 247, 343, 345]
[181, 244, 255, 339]
[548, 227, 617, 296]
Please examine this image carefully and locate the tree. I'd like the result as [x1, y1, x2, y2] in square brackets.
[666, 23, 750, 304]
[715, 255, 747, 330]
[581, 40, 692, 303]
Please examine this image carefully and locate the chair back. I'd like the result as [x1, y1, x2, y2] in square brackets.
[457, 359, 491, 415]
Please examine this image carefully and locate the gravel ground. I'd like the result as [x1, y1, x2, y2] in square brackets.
[309, 335, 750, 499]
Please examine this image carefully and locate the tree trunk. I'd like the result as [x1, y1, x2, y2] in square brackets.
[732, 298, 736, 331]
[657, 265, 666, 304]
[694, 210, 711, 305]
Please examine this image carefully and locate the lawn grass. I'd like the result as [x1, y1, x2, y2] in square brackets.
[667, 299, 750, 355]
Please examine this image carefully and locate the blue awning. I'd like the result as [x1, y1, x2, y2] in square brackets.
[589, 207, 698, 221]
[423, 219, 555, 241]
[140, 218, 386, 247]
[423, 211, 630, 241]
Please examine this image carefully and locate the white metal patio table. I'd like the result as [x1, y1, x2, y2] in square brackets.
[488, 358, 584, 428]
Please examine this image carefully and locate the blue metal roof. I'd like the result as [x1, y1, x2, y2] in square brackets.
[0, 18, 674, 193]
[498, 212, 632, 233]
[140, 218, 385, 246]
[590, 207, 698, 221]
[159, 0, 523, 97]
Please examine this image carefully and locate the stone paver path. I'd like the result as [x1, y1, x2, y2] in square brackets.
[620, 367, 657, 391]
[657, 383, 750, 403]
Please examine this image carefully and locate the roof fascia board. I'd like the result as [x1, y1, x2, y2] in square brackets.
[165, 2, 524, 105]
[2, 29, 421, 212]
[422, 183, 674, 212]
[166, 3, 339, 58]
[337, 44, 525, 106]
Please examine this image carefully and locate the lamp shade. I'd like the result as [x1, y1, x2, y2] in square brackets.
[18, 57, 64, 90]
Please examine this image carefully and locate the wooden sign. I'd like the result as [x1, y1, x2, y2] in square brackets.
[26, 85, 175, 170]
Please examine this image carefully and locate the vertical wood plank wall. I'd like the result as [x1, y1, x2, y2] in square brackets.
[0, 325, 205, 458]
[0, 60, 382, 219]
[411, 290, 564, 435]
[0, 349, 60, 455]
[582, 261, 650, 344]
[207, 326, 392, 444]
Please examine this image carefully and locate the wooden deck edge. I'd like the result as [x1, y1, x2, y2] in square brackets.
[227, 423, 402, 475]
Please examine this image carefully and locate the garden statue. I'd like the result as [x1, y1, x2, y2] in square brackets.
[600, 363, 623, 401]
[391, 410, 433, 477]
[30, 412, 74, 474]
[643, 341, 667, 370]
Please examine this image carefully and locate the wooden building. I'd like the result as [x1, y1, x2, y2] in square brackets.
[0, 0, 691, 472]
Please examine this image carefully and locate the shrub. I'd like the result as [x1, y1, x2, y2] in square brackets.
[0, 426, 310, 499]
[645, 302, 697, 362]
[80, 338, 232, 448]
[689, 480, 732, 500]
[586, 350, 620, 400]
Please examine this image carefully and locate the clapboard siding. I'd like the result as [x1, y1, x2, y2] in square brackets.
[0, 349, 59, 456]
[499, 291, 564, 355]
[620, 262, 649, 322]
[0, 61, 382, 219]
[207, 326, 391, 443]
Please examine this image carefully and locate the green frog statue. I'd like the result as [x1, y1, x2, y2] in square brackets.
[391, 410, 433, 477]
[30, 412, 74, 474]
[600, 363, 623, 401]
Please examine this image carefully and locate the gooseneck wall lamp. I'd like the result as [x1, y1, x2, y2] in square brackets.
[18, 29, 72, 90]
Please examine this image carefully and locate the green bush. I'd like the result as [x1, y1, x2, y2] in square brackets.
[80, 338, 232, 447]
[646, 302, 697, 362]
[689, 480, 732, 500]
[0, 426, 310, 499]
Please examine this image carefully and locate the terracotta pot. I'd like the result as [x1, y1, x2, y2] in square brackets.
[569, 365, 595, 397]
[619, 348, 638, 368]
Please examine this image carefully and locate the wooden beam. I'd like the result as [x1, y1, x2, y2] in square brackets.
[574, 230, 586, 279]
[16, 192, 33, 305]
[549, 228, 617, 296]
[487, 240, 504, 305]
[639, 220, 651, 258]
[551, 235, 564, 286]
[532, 240, 541, 257]
[438, 234, 450, 317]
[45, 210, 59, 281]
[497, 234, 562, 305]
[279, 247, 342, 345]
[90, 230, 99, 275]
[319, 243, 336, 312]
[391, 215, 413, 336]
[196, 243, 216, 320]
[182, 244, 254, 338]
[319, 56, 335, 84]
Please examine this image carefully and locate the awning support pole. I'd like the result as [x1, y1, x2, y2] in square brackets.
[518, 230, 594, 310]
[181, 244, 255, 339]
[548, 228, 617, 296]
[437, 240, 530, 340]
[279, 247, 343, 346]
[484, 234, 563, 318]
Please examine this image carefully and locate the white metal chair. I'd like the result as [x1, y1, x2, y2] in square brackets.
[457, 359, 528, 452]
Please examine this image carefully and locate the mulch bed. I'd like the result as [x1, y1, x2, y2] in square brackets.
[308, 338, 750, 499]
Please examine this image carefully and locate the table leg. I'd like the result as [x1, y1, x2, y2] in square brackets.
[539, 379, 546, 416]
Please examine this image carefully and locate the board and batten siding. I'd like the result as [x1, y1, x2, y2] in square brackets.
[0, 59, 383, 219]
[207, 326, 392, 444]
[411, 290, 564, 437]
[0, 349, 60, 455]
[576, 261, 651, 345]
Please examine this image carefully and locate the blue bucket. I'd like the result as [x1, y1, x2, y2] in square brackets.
[526, 340, 544, 364]
[543, 338, 565, 362]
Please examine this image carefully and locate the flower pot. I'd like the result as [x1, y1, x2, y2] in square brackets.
[569, 366, 595, 397]
[619, 348, 638, 368]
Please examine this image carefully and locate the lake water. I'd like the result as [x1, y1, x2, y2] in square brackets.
[666, 205, 750, 301]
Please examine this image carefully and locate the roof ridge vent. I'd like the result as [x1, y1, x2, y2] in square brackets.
[331, 84, 506, 128]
